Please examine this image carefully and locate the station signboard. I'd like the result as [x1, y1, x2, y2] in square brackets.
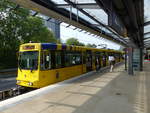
[132, 49, 140, 70]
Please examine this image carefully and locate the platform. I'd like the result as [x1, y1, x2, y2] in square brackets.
[0, 63, 149, 113]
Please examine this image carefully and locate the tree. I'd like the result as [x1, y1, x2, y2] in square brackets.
[66, 38, 85, 46]
[86, 43, 97, 48]
[18, 16, 57, 43]
[0, 0, 56, 68]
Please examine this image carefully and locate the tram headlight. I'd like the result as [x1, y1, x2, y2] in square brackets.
[28, 82, 33, 86]
[17, 80, 20, 84]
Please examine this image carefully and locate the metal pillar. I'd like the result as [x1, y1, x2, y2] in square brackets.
[139, 48, 143, 71]
[125, 48, 127, 71]
[128, 47, 134, 75]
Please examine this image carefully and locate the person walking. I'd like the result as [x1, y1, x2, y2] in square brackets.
[108, 55, 115, 72]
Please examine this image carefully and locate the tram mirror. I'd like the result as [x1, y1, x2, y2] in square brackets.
[16, 52, 19, 57]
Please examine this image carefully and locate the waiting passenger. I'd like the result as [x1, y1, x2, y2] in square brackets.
[108, 55, 115, 72]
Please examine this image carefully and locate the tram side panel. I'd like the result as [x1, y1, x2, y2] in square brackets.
[37, 50, 84, 88]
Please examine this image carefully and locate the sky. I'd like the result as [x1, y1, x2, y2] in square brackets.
[144, 0, 150, 22]
[144, 0, 150, 35]
[60, 23, 121, 49]
[144, 0, 150, 45]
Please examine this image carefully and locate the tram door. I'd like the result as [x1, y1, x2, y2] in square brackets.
[95, 52, 101, 70]
[99, 53, 102, 68]
[86, 50, 92, 72]
[102, 52, 107, 67]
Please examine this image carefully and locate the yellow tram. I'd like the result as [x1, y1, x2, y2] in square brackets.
[16, 43, 124, 88]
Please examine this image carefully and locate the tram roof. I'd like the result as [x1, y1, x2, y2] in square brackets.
[20, 43, 123, 53]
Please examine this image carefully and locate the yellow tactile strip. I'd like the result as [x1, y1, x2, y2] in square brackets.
[134, 72, 147, 113]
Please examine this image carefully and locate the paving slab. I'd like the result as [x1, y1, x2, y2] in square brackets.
[0, 63, 149, 113]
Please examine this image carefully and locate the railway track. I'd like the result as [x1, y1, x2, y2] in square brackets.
[0, 86, 35, 101]
[0, 68, 34, 101]
[0, 68, 19, 101]
[0, 87, 19, 101]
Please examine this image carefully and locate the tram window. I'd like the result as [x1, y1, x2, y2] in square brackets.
[55, 52, 61, 68]
[83, 52, 86, 64]
[19, 51, 38, 70]
[41, 51, 51, 70]
[64, 52, 82, 67]
[64, 52, 72, 66]
[119, 54, 121, 59]
[102, 52, 106, 60]
[64, 53, 68, 66]
[75, 53, 81, 64]
[105, 53, 108, 59]
[115, 53, 119, 59]
[72, 55, 76, 65]
[108, 52, 112, 56]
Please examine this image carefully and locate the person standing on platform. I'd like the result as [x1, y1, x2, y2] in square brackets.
[108, 54, 115, 72]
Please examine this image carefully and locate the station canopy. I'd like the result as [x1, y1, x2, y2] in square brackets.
[144, 0, 150, 49]
[12, 0, 144, 48]
[52, 0, 128, 44]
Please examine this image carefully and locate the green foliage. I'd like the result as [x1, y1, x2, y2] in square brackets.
[19, 16, 56, 43]
[86, 43, 97, 48]
[0, 0, 56, 69]
[66, 38, 85, 46]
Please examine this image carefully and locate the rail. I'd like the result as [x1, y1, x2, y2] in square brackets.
[0, 87, 19, 101]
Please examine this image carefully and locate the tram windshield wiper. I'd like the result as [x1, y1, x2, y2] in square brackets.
[30, 67, 33, 72]
[18, 63, 22, 72]
[30, 64, 34, 72]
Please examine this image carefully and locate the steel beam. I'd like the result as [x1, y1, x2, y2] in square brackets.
[56, 3, 100, 9]
[32, 12, 38, 16]
[124, 48, 127, 71]
[144, 37, 150, 40]
[144, 21, 150, 26]
[140, 48, 143, 71]
[144, 32, 150, 35]
[47, 17, 51, 21]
